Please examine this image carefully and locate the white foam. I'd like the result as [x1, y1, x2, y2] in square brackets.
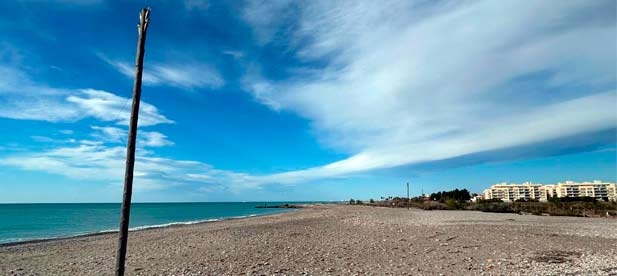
[129, 218, 221, 231]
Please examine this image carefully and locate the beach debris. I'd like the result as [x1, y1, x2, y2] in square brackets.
[530, 250, 582, 264]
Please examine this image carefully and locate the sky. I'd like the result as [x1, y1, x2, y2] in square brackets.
[0, 0, 615, 203]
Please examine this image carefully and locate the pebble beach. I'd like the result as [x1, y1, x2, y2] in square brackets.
[1, 204, 616, 275]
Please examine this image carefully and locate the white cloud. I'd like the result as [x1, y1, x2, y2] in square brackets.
[67, 89, 174, 126]
[0, 140, 249, 191]
[59, 129, 74, 135]
[1, 0, 615, 194]
[222, 50, 244, 59]
[91, 126, 173, 147]
[141, 131, 174, 147]
[241, 0, 294, 45]
[101, 56, 224, 90]
[239, 0, 617, 182]
[0, 65, 173, 126]
[91, 126, 125, 143]
[0, 87, 173, 126]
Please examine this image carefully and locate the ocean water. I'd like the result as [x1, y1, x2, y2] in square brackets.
[0, 202, 301, 244]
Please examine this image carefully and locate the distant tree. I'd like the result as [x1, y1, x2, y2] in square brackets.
[355, 199, 363, 205]
[430, 189, 471, 202]
[349, 198, 355, 205]
[445, 199, 462, 210]
[369, 198, 375, 204]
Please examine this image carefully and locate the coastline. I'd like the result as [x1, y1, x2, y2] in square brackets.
[0, 207, 300, 248]
[2, 204, 616, 275]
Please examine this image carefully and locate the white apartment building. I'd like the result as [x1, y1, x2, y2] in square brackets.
[483, 182, 545, 202]
[483, 180, 617, 202]
[552, 180, 616, 201]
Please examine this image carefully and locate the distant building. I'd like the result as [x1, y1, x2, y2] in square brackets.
[551, 180, 616, 201]
[470, 194, 484, 202]
[483, 182, 544, 202]
[483, 180, 617, 202]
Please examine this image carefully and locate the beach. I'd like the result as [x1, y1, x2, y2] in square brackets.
[1, 204, 616, 276]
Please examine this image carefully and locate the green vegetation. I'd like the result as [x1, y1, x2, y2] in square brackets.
[429, 189, 471, 202]
[515, 198, 539, 202]
[356, 189, 616, 218]
[474, 199, 617, 216]
[548, 196, 600, 203]
[469, 202, 516, 213]
[477, 198, 503, 203]
[445, 198, 465, 210]
[348, 198, 364, 205]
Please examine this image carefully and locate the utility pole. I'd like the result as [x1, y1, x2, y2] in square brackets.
[115, 7, 150, 276]
[407, 182, 410, 210]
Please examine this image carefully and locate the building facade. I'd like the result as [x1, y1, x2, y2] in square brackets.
[483, 182, 545, 202]
[483, 180, 617, 202]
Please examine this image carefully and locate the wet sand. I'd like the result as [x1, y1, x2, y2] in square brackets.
[1, 204, 616, 275]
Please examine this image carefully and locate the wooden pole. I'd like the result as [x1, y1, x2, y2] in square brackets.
[115, 7, 150, 276]
[407, 182, 410, 210]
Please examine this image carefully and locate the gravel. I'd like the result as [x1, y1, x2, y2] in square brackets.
[1, 204, 616, 275]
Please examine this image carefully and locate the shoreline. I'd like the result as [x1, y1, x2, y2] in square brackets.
[0, 207, 301, 248]
[2, 205, 615, 275]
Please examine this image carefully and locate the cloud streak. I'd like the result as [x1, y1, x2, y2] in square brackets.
[239, 0, 617, 183]
[1, 1, 615, 195]
[91, 126, 174, 147]
[0, 140, 253, 192]
[67, 89, 173, 126]
[102, 56, 224, 90]
[0, 64, 173, 126]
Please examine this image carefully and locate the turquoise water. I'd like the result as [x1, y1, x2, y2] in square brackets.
[0, 202, 301, 244]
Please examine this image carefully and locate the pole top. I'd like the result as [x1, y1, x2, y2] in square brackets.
[138, 7, 151, 33]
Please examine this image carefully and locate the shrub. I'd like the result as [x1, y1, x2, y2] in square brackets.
[445, 199, 465, 210]
[475, 202, 516, 213]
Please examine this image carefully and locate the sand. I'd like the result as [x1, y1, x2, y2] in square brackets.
[1, 204, 616, 275]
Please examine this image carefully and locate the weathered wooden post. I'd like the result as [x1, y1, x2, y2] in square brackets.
[115, 7, 150, 276]
[407, 182, 410, 210]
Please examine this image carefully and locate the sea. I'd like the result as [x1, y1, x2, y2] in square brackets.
[0, 202, 308, 244]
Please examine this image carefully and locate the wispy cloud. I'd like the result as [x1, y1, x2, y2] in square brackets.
[239, 0, 617, 182]
[0, 140, 250, 191]
[100, 55, 224, 90]
[0, 63, 173, 126]
[141, 131, 174, 147]
[91, 126, 174, 147]
[91, 126, 126, 143]
[241, 0, 296, 45]
[222, 50, 244, 59]
[67, 89, 173, 126]
[0, 0, 615, 196]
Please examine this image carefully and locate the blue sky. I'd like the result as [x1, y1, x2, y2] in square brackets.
[0, 0, 615, 203]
